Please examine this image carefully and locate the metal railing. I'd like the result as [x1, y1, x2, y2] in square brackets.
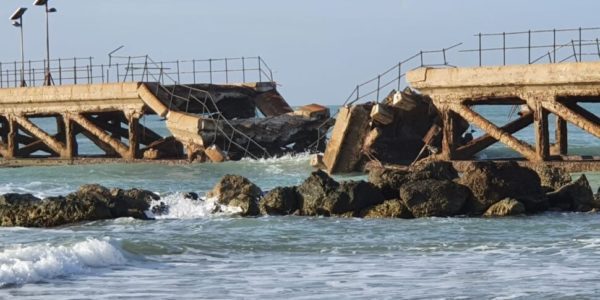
[461, 27, 600, 66]
[344, 43, 462, 106]
[0, 55, 275, 88]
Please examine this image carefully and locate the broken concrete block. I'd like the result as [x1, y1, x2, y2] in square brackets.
[392, 91, 418, 111]
[422, 124, 442, 145]
[310, 154, 325, 169]
[205, 145, 227, 163]
[323, 104, 371, 174]
[143, 149, 160, 160]
[294, 104, 330, 120]
[370, 103, 394, 125]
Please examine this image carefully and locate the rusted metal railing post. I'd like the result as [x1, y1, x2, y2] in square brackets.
[242, 57, 246, 83]
[478, 33, 482, 66]
[258, 56, 262, 82]
[209, 59, 213, 83]
[73, 57, 77, 84]
[502, 32, 506, 65]
[528, 30, 531, 64]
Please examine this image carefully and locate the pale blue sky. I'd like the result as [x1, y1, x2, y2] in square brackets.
[1, 0, 600, 104]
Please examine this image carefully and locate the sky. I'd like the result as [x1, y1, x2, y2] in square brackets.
[1, 0, 600, 105]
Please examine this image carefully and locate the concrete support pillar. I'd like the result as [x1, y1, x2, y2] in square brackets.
[555, 116, 568, 155]
[6, 116, 17, 159]
[441, 107, 457, 160]
[533, 102, 550, 161]
[63, 113, 77, 158]
[127, 113, 140, 159]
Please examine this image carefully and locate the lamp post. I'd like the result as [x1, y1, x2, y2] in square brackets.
[34, 0, 57, 86]
[10, 8, 28, 88]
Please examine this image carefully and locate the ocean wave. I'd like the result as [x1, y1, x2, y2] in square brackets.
[0, 238, 126, 287]
[146, 193, 241, 220]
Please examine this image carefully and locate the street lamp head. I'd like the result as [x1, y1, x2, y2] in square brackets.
[12, 21, 22, 27]
[47, 8, 57, 13]
[10, 7, 27, 21]
[33, 0, 48, 6]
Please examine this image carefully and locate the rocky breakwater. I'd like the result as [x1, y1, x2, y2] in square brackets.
[0, 185, 159, 227]
[210, 161, 600, 218]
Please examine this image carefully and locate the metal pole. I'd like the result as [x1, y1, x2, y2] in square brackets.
[101, 64, 105, 83]
[579, 27, 582, 62]
[89, 56, 93, 84]
[242, 57, 246, 82]
[192, 59, 196, 84]
[225, 58, 228, 83]
[397, 63, 402, 91]
[209, 59, 213, 83]
[356, 85, 360, 101]
[0, 63, 3, 88]
[528, 30, 531, 64]
[376, 75, 381, 103]
[553, 29, 556, 63]
[44, 3, 52, 86]
[19, 16, 26, 87]
[58, 58, 62, 84]
[478, 33, 482, 66]
[502, 32, 506, 66]
[420, 51, 424, 67]
[258, 57, 262, 82]
[176, 60, 180, 84]
[73, 57, 77, 84]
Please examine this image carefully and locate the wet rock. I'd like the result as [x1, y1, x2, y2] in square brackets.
[458, 161, 546, 214]
[0, 193, 40, 206]
[483, 198, 525, 217]
[547, 174, 595, 212]
[368, 167, 408, 199]
[184, 192, 199, 200]
[530, 165, 572, 191]
[0, 185, 158, 227]
[260, 186, 300, 215]
[360, 199, 414, 219]
[207, 175, 262, 216]
[408, 161, 458, 181]
[151, 201, 170, 216]
[400, 179, 470, 217]
[297, 170, 384, 216]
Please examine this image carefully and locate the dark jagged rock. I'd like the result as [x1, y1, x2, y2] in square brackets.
[360, 199, 414, 219]
[0, 193, 41, 206]
[151, 201, 170, 216]
[260, 187, 300, 215]
[408, 161, 459, 181]
[184, 192, 199, 200]
[547, 174, 595, 212]
[530, 165, 572, 191]
[400, 179, 470, 217]
[483, 198, 526, 217]
[368, 167, 408, 200]
[297, 170, 384, 216]
[458, 161, 546, 214]
[0, 185, 157, 228]
[207, 175, 262, 216]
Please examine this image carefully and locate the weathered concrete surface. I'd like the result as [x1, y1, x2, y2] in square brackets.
[322, 105, 371, 174]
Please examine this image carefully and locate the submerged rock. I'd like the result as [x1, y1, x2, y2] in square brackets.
[400, 179, 470, 217]
[547, 174, 595, 212]
[0, 193, 41, 206]
[458, 161, 546, 214]
[207, 175, 262, 216]
[360, 199, 414, 219]
[483, 198, 526, 217]
[260, 186, 300, 215]
[0, 185, 157, 227]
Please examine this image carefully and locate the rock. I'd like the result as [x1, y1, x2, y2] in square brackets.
[151, 201, 169, 216]
[207, 175, 262, 216]
[360, 199, 413, 219]
[297, 170, 384, 216]
[400, 179, 470, 217]
[483, 198, 526, 217]
[143, 148, 160, 160]
[408, 161, 458, 181]
[184, 192, 199, 200]
[335, 181, 385, 216]
[0, 184, 158, 228]
[458, 161, 546, 214]
[297, 170, 341, 216]
[547, 174, 595, 212]
[368, 167, 408, 200]
[0, 193, 41, 206]
[260, 187, 300, 215]
[530, 165, 572, 191]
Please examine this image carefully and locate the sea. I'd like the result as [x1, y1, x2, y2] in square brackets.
[1, 105, 600, 299]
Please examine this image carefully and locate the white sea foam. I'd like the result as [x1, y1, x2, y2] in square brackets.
[0, 238, 126, 287]
[146, 193, 242, 220]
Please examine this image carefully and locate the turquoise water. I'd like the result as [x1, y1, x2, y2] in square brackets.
[0, 106, 599, 299]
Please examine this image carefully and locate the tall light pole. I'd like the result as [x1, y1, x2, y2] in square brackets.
[10, 8, 28, 88]
[34, 0, 57, 86]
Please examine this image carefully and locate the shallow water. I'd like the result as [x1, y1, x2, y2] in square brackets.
[1, 106, 600, 299]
